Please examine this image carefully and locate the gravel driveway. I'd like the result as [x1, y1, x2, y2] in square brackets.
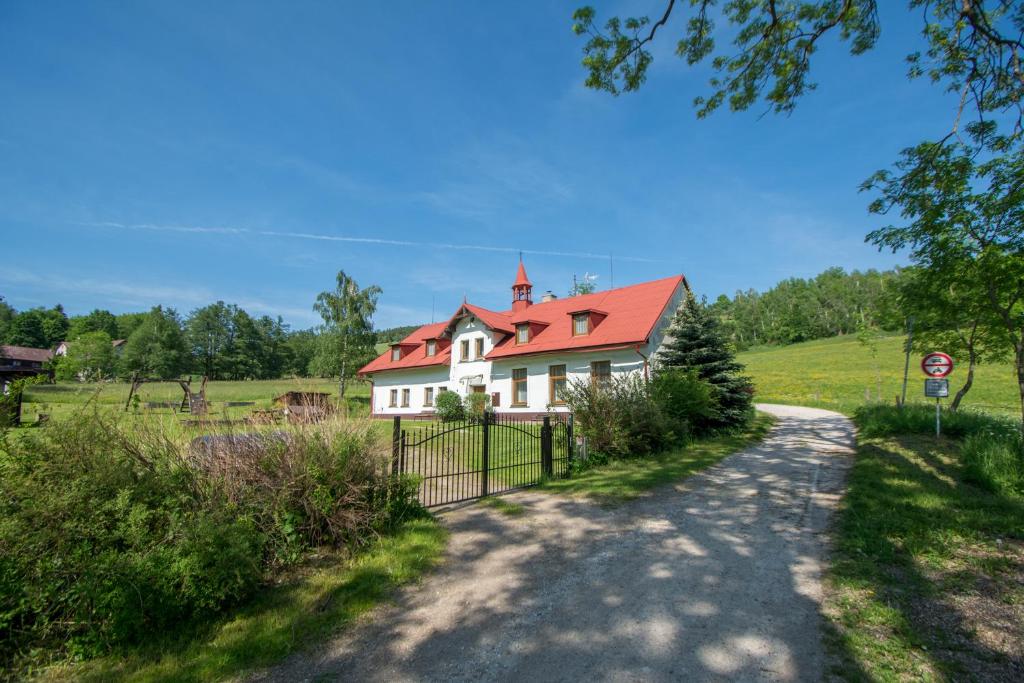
[252, 404, 855, 682]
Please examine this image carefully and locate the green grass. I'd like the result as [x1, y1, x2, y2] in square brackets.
[824, 430, 1024, 680]
[15, 378, 370, 425]
[540, 412, 775, 504]
[738, 334, 1021, 416]
[38, 517, 447, 683]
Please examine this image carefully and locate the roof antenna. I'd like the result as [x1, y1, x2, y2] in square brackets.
[609, 252, 614, 290]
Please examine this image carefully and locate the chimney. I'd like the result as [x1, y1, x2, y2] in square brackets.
[541, 291, 557, 303]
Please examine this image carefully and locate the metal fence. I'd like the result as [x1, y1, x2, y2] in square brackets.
[390, 411, 573, 507]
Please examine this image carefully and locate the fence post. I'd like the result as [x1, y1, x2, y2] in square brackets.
[566, 413, 574, 471]
[391, 415, 401, 476]
[541, 416, 553, 477]
[400, 430, 407, 474]
[481, 410, 491, 497]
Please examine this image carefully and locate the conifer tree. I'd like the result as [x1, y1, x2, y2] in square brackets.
[657, 290, 754, 429]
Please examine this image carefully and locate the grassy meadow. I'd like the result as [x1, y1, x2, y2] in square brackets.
[738, 334, 1021, 416]
[16, 377, 371, 426]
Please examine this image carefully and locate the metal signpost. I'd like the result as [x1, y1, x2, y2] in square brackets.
[921, 352, 954, 436]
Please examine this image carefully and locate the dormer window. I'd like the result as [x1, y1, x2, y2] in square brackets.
[572, 313, 590, 336]
[391, 346, 401, 361]
[426, 339, 436, 357]
[516, 323, 530, 344]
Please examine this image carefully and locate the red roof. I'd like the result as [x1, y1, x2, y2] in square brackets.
[359, 322, 451, 374]
[0, 345, 54, 363]
[513, 261, 531, 287]
[359, 274, 686, 375]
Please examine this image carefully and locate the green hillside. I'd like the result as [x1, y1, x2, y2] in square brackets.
[738, 334, 1020, 416]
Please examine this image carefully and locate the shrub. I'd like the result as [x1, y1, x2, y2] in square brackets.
[463, 392, 491, 421]
[0, 409, 422, 667]
[650, 368, 718, 437]
[434, 390, 464, 422]
[563, 374, 675, 461]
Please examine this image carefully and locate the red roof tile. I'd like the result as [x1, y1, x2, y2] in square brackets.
[513, 261, 531, 287]
[359, 322, 451, 374]
[359, 274, 686, 375]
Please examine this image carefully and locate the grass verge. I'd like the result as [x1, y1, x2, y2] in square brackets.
[540, 412, 775, 504]
[37, 517, 447, 683]
[824, 432, 1024, 681]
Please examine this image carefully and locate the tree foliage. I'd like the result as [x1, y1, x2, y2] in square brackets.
[658, 290, 754, 429]
[710, 267, 901, 349]
[119, 306, 190, 380]
[572, 1, 1024, 132]
[55, 331, 118, 382]
[311, 271, 382, 398]
[866, 141, 1024, 423]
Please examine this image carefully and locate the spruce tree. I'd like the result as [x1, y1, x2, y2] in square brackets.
[658, 290, 754, 429]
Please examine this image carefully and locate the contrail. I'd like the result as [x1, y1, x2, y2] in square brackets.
[86, 221, 667, 264]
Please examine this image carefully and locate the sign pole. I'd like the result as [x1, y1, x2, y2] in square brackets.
[936, 397, 941, 437]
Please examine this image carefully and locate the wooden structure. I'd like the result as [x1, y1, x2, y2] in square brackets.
[125, 374, 208, 415]
[273, 391, 334, 423]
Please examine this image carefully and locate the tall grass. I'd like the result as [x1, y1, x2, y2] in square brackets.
[0, 408, 422, 673]
[854, 403, 1023, 495]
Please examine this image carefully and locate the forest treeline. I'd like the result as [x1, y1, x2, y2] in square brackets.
[0, 295, 421, 382]
[1, 266, 903, 381]
[708, 267, 903, 350]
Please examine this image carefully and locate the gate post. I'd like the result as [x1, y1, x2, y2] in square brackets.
[566, 413, 574, 470]
[481, 410, 491, 497]
[391, 415, 401, 476]
[541, 416, 553, 477]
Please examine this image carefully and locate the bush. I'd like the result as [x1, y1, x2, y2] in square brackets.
[463, 392, 491, 421]
[563, 374, 675, 461]
[650, 368, 718, 437]
[434, 390, 464, 422]
[0, 409, 421, 667]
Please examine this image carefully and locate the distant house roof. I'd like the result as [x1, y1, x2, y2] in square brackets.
[359, 274, 686, 375]
[1, 345, 54, 363]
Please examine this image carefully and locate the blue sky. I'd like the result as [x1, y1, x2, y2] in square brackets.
[0, 1, 955, 329]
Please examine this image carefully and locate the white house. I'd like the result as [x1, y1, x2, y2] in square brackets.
[359, 262, 689, 417]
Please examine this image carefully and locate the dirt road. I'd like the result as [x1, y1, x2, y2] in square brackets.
[252, 404, 855, 682]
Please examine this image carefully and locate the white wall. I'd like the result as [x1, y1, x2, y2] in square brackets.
[448, 316, 499, 392]
[371, 366, 451, 415]
[489, 348, 645, 413]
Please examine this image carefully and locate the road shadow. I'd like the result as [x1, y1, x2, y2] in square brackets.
[252, 407, 873, 682]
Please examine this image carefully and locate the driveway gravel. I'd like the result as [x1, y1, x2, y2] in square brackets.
[251, 404, 855, 682]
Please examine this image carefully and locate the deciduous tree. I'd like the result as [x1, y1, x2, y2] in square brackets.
[311, 271, 381, 399]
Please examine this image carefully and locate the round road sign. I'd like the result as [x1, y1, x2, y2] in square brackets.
[921, 352, 954, 378]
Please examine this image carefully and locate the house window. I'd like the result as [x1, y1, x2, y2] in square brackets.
[512, 368, 528, 406]
[573, 313, 589, 336]
[391, 347, 401, 361]
[426, 339, 436, 357]
[401, 388, 410, 407]
[591, 360, 611, 388]
[516, 324, 529, 344]
[424, 387, 434, 407]
[389, 389, 398, 407]
[549, 364, 566, 405]
[461, 339, 470, 361]
[475, 337, 485, 359]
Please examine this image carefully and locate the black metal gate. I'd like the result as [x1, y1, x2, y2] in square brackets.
[390, 411, 573, 507]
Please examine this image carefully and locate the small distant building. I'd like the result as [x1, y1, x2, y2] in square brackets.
[0, 345, 54, 394]
[54, 338, 128, 356]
